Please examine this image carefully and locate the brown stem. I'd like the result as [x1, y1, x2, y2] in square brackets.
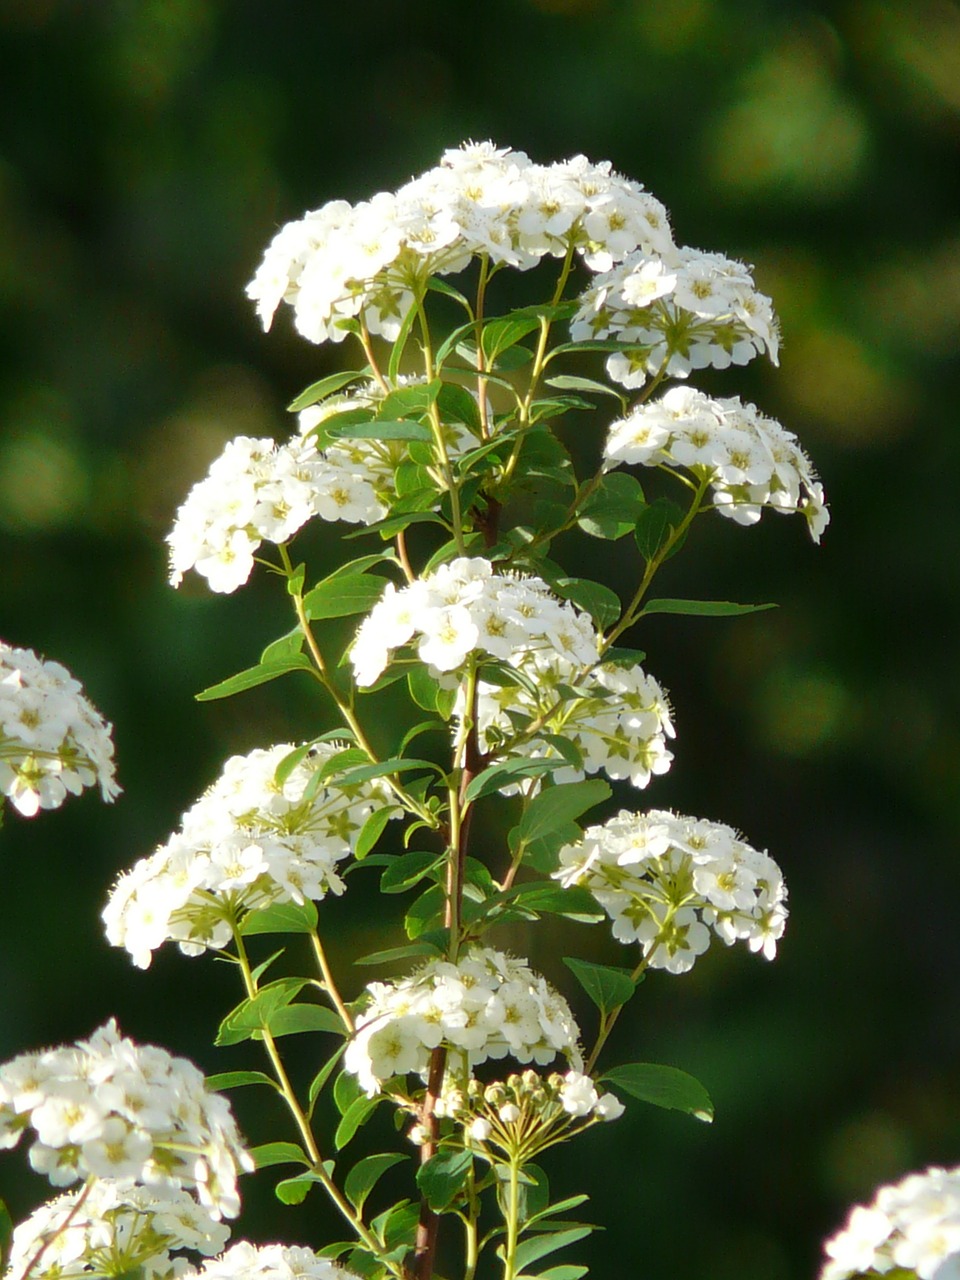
[413, 1045, 449, 1280]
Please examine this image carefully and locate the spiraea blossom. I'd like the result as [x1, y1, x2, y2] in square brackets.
[343, 948, 582, 1096]
[604, 385, 829, 541]
[0, 1020, 252, 1218]
[194, 1242, 363, 1280]
[296, 377, 477, 528]
[473, 653, 675, 791]
[104, 742, 398, 968]
[0, 642, 119, 818]
[571, 244, 780, 387]
[166, 434, 328, 593]
[350, 557, 597, 687]
[821, 1166, 960, 1280]
[555, 810, 787, 974]
[8, 1182, 230, 1280]
[246, 142, 674, 346]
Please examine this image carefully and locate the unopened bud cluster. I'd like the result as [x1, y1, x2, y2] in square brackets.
[0, 641, 119, 818]
[103, 743, 397, 968]
[555, 809, 787, 973]
[0, 1020, 251, 1219]
[344, 948, 581, 1096]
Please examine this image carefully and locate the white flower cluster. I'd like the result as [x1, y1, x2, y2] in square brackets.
[0, 1020, 252, 1218]
[605, 385, 829, 542]
[350, 557, 597, 687]
[193, 1242, 362, 1280]
[247, 141, 674, 345]
[474, 654, 675, 791]
[0, 642, 119, 818]
[821, 1166, 960, 1280]
[555, 809, 787, 974]
[296, 379, 476, 528]
[166, 434, 329, 593]
[571, 245, 780, 387]
[104, 743, 397, 969]
[344, 948, 582, 1096]
[9, 1182, 230, 1280]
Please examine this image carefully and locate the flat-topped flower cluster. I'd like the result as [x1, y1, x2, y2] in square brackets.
[605, 386, 829, 541]
[195, 1242, 362, 1280]
[8, 1181, 231, 1280]
[344, 948, 581, 1097]
[0, 1021, 251, 1218]
[350, 557, 598, 685]
[104, 742, 397, 968]
[821, 1165, 960, 1280]
[555, 809, 787, 973]
[246, 141, 675, 345]
[0, 641, 119, 818]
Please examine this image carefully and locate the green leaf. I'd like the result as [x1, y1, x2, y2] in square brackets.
[511, 1227, 594, 1273]
[437, 382, 483, 433]
[260, 630, 306, 665]
[0, 1198, 12, 1276]
[415, 1149, 473, 1211]
[241, 900, 318, 935]
[355, 807, 393, 860]
[275, 1171, 324, 1205]
[427, 277, 471, 309]
[216, 979, 308, 1045]
[518, 780, 611, 846]
[481, 315, 542, 363]
[523, 1195, 591, 1229]
[378, 380, 441, 419]
[196, 657, 312, 701]
[545, 373, 624, 400]
[250, 1141, 310, 1170]
[335, 1095, 380, 1150]
[336, 757, 442, 786]
[334, 1068, 364, 1116]
[267, 1004, 345, 1037]
[326, 419, 433, 442]
[599, 1063, 714, 1122]
[273, 742, 315, 786]
[505, 883, 605, 922]
[404, 883, 445, 938]
[523, 1267, 590, 1280]
[345, 1153, 408, 1213]
[381, 850, 443, 894]
[562, 957, 637, 1015]
[577, 473, 646, 540]
[303, 574, 386, 621]
[308, 1045, 347, 1109]
[355, 941, 442, 966]
[519, 820, 582, 875]
[204, 1070, 278, 1093]
[464, 757, 566, 803]
[407, 666, 441, 713]
[640, 599, 778, 619]
[601, 646, 647, 669]
[634, 497, 683, 561]
[287, 370, 367, 412]
[553, 578, 621, 629]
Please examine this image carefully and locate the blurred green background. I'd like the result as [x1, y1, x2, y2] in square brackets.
[1, 1, 959, 1277]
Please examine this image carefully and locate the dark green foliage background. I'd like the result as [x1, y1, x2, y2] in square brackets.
[1, 2, 959, 1277]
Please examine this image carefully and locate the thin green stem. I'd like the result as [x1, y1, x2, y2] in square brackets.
[502, 1156, 522, 1280]
[309, 931, 354, 1033]
[416, 299, 467, 555]
[584, 953, 652, 1075]
[358, 322, 390, 394]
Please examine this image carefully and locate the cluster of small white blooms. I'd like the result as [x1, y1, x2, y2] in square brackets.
[104, 743, 397, 969]
[604, 385, 829, 542]
[296, 379, 476, 527]
[247, 141, 675, 346]
[350, 557, 597, 688]
[0, 642, 119, 818]
[193, 1242, 363, 1280]
[9, 1182, 230, 1280]
[821, 1166, 960, 1280]
[474, 653, 675, 791]
[554, 809, 787, 974]
[166, 434, 329, 593]
[343, 948, 582, 1097]
[571, 245, 780, 387]
[0, 1021, 252, 1219]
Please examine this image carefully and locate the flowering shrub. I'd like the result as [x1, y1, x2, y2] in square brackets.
[0, 141, 849, 1280]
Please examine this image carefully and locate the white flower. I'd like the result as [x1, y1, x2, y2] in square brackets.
[0, 1021, 252, 1218]
[194, 1241, 364, 1280]
[555, 810, 787, 974]
[104, 742, 399, 968]
[0, 642, 119, 817]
